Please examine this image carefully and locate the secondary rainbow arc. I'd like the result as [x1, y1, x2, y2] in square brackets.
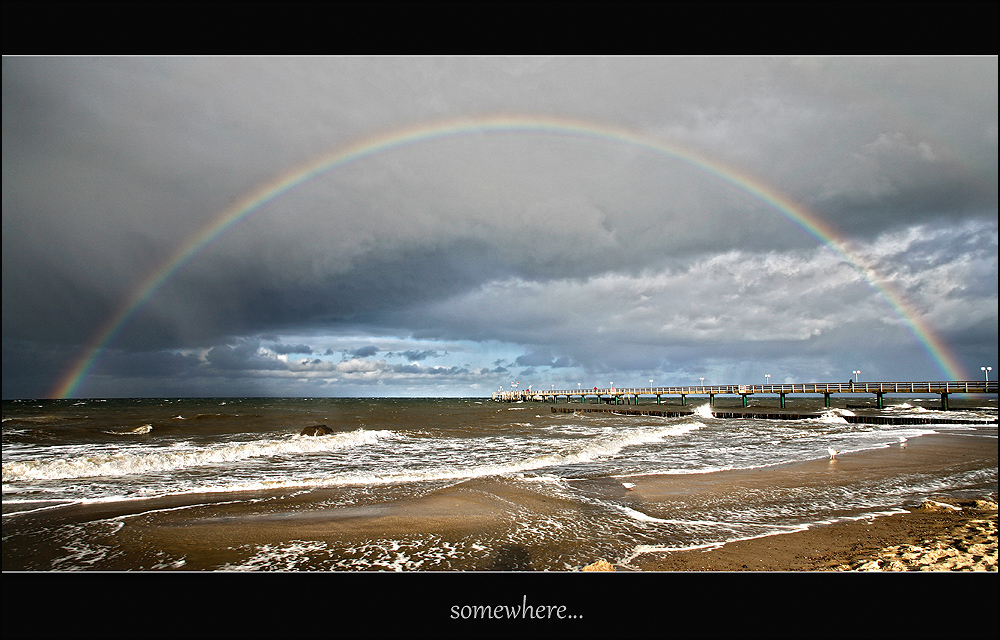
[50, 113, 968, 398]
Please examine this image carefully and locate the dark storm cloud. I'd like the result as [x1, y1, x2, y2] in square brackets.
[2, 56, 996, 398]
[206, 339, 283, 371]
[404, 220, 996, 380]
[268, 343, 314, 355]
[389, 363, 468, 376]
[348, 346, 380, 359]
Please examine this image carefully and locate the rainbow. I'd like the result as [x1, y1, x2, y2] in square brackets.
[50, 113, 968, 398]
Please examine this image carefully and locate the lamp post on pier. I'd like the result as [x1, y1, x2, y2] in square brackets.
[983, 366, 993, 382]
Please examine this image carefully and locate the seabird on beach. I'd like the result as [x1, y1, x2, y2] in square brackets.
[828, 446, 839, 459]
[621, 482, 636, 491]
[899, 436, 908, 448]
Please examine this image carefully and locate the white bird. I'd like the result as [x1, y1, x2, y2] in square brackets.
[828, 446, 839, 459]
[899, 436, 908, 448]
[621, 482, 636, 491]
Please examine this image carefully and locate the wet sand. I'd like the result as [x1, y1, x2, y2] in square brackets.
[622, 498, 997, 571]
[616, 430, 998, 572]
[110, 479, 584, 571]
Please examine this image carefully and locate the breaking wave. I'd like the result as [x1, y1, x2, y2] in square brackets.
[188, 421, 710, 494]
[301, 421, 707, 488]
[2, 429, 393, 482]
[103, 424, 153, 436]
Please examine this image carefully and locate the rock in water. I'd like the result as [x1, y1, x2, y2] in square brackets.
[300, 425, 334, 436]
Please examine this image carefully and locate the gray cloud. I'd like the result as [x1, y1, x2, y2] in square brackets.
[268, 343, 314, 355]
[394, 350, 444, 361]
[515, 351, 574, 368]
[2, 56, 995, 398]
[347, 346, 380, 359]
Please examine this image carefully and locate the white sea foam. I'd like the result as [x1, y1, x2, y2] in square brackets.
[888, 403, 932, 414]
[512, 473, 565, 484]
[620, 521, 813, 564]
[153, 421, 711, 496]
[219, 535, 495, 571]
[0, 499, 80, 517]
[620, 507, 915, 567]
[614, 504, 672, 523]
[219, 540, 332, 572]
[693, 403, 714, 419]
[816, 410, 849, 424]
[2, 428, 394, 482]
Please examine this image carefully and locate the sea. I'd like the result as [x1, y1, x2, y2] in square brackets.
[2, 395, 997, 572]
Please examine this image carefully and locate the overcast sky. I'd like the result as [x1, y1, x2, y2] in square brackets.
[2, 56, 997, 398]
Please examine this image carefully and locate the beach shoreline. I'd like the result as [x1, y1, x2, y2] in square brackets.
[617, 497, 997, 572]
[3, 425, 996, 573]
[615, 429, 998, 572]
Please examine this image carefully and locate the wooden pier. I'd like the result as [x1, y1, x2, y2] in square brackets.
[495, 380, 998, 411]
